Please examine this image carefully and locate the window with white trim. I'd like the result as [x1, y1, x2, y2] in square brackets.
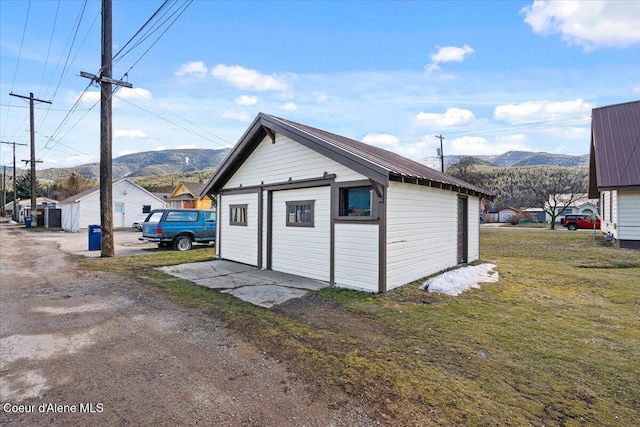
[230, 204, 247, 226]
[286, 200, 314, 227]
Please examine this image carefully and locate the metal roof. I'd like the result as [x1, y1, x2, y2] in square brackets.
[202, 113, 493, 198]
[589, 100, 640, 198]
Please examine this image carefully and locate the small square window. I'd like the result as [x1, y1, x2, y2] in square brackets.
[339, 186, 372, 217]
[142, 205, 151, 214]
[230, 204, 247, 226]
[286, 201, 314, 227]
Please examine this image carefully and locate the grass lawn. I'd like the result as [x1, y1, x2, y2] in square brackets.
[87, 228, 640, 426]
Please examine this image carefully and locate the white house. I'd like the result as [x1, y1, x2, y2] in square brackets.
[60, 179, 166, 232]
[589, 100, 640, 249]
[201, 114, 493, 293]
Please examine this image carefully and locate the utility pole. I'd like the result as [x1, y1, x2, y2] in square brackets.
[435, 134, 445, 173]
[80, 0, 132, 257]
[20, 158, 43, 222]
[0, 140, 28, 220]
[9, 93, 51, 225]
[1, 165, 6, 217]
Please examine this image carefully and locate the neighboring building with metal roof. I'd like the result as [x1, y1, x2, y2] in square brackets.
[202, 113, 493, 292]
[588, 100, 640, 249]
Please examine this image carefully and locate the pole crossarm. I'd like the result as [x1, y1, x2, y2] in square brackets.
[0, 141, 28, 220]
[79, 71, 133, 88]
[9, 92, 52, 105]
[9, 92, 52, 225]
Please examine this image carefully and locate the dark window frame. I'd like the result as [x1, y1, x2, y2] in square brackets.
[229, 204, 248, 226]
[142, 205, 151, 214]
[338, 185, 374, 219]
[285, 200, 315, 227]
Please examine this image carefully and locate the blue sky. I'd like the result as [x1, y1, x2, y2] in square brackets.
[1, 0, 639, 169]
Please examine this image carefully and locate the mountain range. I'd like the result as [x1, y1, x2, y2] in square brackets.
[30, 148, 587, 182]
[37, 148, 230, 181]
[420, 151, 589, 170]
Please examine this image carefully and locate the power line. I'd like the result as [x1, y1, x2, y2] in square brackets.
[117, 91, 231, 147]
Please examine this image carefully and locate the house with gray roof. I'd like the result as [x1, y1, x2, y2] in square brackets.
[588, 100, 640, 249]
[201, 113, 493, 293]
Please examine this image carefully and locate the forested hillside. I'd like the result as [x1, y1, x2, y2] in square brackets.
[446, 157, 588, 208]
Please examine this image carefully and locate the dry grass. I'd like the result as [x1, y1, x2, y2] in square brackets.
[88, 228, 640, 426]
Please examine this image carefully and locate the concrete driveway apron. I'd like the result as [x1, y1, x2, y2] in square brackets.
[159, 260, 328, 308]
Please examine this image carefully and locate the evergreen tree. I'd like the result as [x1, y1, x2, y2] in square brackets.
[14, 170, 42, 199]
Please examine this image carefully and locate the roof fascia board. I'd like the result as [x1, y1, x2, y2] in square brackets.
[201, 115, 268, 196]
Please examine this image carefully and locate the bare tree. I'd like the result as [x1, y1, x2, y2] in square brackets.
[532, 169, 587, 230]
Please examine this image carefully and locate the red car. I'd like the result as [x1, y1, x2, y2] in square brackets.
[561, 214, 600, 231]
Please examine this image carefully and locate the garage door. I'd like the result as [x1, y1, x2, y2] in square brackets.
[271, 187, 330, 282]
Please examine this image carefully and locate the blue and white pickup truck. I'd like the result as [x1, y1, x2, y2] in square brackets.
[140, 209, 216, 251]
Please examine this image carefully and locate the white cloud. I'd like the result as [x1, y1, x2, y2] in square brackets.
[74, 87, 151, 107]
[175, 61, 208, 78]
[175, 144, 198, 149]
[235, 95, 258, 106]
[75, 90, 100, 105]
[211, 64, 289, 91]
[494, 98, 592, 124]
[634, 86, 640, 94]
[114, 129, 147, 139]
[221, 110, 252, 122]
[313, 91, 328, 102]
[521, 1, 640, 50]
[539, 125, 590, 140]
[117, 87, 152, 100]
[449, 134, 531, 156]
[362, 133, 400, 147]
[117, 150, 138, 157]
[414, 108, 477, 128]
[62, 154, 97, 165]
[426, 44, 474, 72]
[280, 102, 298, 111]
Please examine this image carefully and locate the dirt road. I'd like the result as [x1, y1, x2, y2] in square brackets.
[0, 223, 372, 426]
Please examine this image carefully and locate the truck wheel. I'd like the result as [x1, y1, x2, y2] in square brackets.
[173, 236, 192, 251]
[568, 224, 577, 231]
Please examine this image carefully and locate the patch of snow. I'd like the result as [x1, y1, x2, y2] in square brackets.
[421, 263, 499, 296]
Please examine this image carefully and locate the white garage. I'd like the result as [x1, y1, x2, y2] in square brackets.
[202, 113, 493, 293]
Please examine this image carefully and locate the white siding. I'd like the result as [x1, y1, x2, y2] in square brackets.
[224, 134, 366, 188]
[617, 190, 640, 240]
[61, 203, 80, 232]
[60, 181, 165, 232]
[467, 197, 480, 262]
[601, 191, 617, 237]
[271, 187, 331, 281]
[334, 224, 379, 292]
[112, 180, 166, 228]
[220, 193, 259, 265]
[386, 182, 460, 291]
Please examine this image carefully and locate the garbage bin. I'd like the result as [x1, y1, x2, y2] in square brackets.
[88, 224, 101, 251]
[24, 217, 32, 228]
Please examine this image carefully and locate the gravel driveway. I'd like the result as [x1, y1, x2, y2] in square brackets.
[0, 223, 371, 426]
